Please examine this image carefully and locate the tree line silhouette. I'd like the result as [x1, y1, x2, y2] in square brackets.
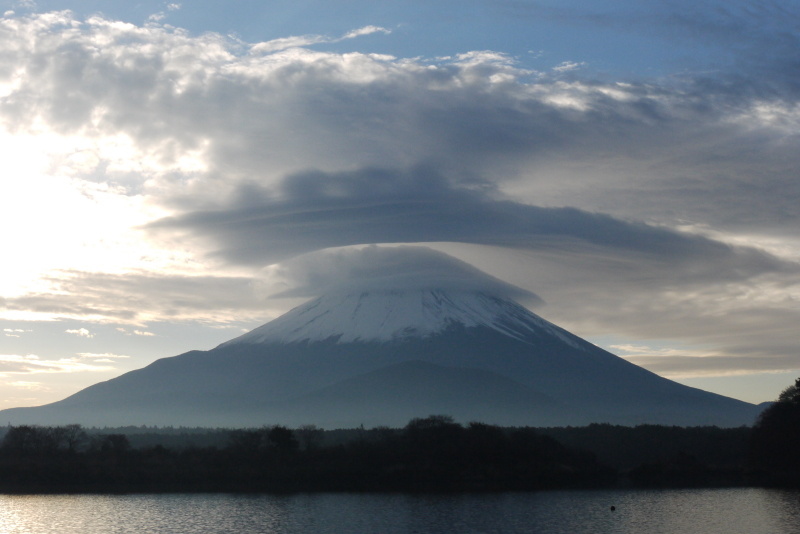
[0, 415, 611, 492]
[1, 380, 799, 493]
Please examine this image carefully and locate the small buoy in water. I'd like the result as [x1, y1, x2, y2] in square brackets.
[610, 506, 616, 512]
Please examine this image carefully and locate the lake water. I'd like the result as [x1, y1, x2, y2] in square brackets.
[0, 488, 798, 534]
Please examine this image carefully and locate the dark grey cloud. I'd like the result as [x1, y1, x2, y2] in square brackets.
[150, 165, 796, 285]
[268, 245, 541, 302]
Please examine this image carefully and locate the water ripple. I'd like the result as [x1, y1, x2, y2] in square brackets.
[0, 489, 798, 534]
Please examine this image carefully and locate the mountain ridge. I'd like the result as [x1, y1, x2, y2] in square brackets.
[0, 289, 763, 428]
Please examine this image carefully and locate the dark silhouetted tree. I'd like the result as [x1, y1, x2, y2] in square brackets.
[296, 424, 324, 450]
[51, 424, 88, 453]
[1, 426, 49, 455]
[228, 429, 263, 456]
[750, 377, 800, 480]
[267, 425, 298, 454]
[778, 377, 800, 404]
[98, 434, 131, 456]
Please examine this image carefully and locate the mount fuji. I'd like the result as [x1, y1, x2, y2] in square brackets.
[0, 289, 762, 428]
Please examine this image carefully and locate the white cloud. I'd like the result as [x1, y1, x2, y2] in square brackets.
[340, 25, 391, 40]
[167, 3, 181, 11]
[133, 330, 155, 336]
[4, 328, 28, 337]
[65, 328, 94, 338]
[250, 34, 327, 54]
[250, 25, 391, 54]
[452, 50, 517, 67]
[76, 352, 129, 359]
[553, 61, 585, 72]
[5, 380, 48, 391]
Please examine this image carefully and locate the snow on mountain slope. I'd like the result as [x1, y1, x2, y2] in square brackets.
[222, 289, 583, 347]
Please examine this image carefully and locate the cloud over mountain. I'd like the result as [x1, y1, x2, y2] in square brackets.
[262, 245, 541, 302]
[150, 166, 797, 286]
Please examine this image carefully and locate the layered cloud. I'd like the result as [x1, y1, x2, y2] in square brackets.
[612, 343, 799, 380]
[151, 166, 797, 283]
[0, 353, 115, 376]
[0, 8, 798, 384]
[1, 270, 270, 324]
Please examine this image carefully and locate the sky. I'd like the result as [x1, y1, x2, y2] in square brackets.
[1, 0, 799, 408]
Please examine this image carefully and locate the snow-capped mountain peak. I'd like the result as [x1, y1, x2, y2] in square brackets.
[221, 289, 582, 347]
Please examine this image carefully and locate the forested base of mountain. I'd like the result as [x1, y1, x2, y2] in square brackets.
[0, 416, 797, 493]
[0, 417, 613, 493]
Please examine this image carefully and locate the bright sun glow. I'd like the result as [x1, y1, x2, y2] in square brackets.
[0, 128, 204, 309]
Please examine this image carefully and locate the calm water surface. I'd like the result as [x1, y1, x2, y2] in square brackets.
[0, 488, 799, 534]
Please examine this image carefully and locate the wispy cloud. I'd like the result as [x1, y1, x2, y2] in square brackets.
[0, 354, 114, 376]
[249, 35, 327, 54]
[553, 61, 585, 72]
[2, 271, 271, 324]
[76, 352, 129, 359]
[4, 328, 29, 337]
[341, 25, 391, 40]
[133, 330, 155, 337]
[250, 24, 391, 54]
[147, 2, 181, 23]
[611, 343, 800, 379]
[5, 381, 48, 391]
[65, 328, 94, 338]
